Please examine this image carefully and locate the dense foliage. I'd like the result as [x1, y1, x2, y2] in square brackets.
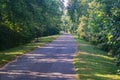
[0, 0, 62, 50]
[68, 0, 120, 65]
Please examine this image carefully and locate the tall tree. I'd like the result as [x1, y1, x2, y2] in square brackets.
[0, 0, 62, 50]
[67, 0, 120, 66]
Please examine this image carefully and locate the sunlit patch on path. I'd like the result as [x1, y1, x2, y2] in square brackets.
[0, 34, 77, 80]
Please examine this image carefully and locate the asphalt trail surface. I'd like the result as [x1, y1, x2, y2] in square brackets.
[0, 34, 77, 80]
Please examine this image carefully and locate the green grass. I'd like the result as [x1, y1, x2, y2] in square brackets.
[0, 35, 59, 67]
[74, 35, 120, 80]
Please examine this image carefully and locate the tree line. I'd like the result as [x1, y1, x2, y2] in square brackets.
[67, 0, 120, 65]
[0, 0, 62, 50]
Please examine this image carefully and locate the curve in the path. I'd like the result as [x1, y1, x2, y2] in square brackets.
[0, 34, 77, 80]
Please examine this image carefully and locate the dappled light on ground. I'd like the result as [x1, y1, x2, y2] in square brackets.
[0, 34, 77, 80]
[74, 38, 120, 80]
[0, 35, 58, 68]
[95, 74, 120, 80]
[0, 71, 75, 80]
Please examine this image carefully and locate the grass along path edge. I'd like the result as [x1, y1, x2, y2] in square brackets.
[74, 35, 120, 80]
[0, 35, 59, 68]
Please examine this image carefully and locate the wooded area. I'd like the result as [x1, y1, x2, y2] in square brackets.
[67, 0, 120, 66]
[0, 0, 62, 50]
[0, 0, 120, 67]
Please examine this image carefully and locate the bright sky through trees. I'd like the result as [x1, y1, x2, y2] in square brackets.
[62, 0, 69, 7]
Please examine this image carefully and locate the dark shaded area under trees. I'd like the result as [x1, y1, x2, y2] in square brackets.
[0, 0, 62, 50]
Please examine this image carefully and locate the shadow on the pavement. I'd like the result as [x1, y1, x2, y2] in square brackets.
[0, 34, 77, 80]
[0, 53, 76, 80]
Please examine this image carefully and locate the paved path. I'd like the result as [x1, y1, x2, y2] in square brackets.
[0, 34, 77, 80]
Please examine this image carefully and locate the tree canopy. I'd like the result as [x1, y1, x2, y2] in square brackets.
[0, 0, 62, 50]
[67, 0, 120, 65]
